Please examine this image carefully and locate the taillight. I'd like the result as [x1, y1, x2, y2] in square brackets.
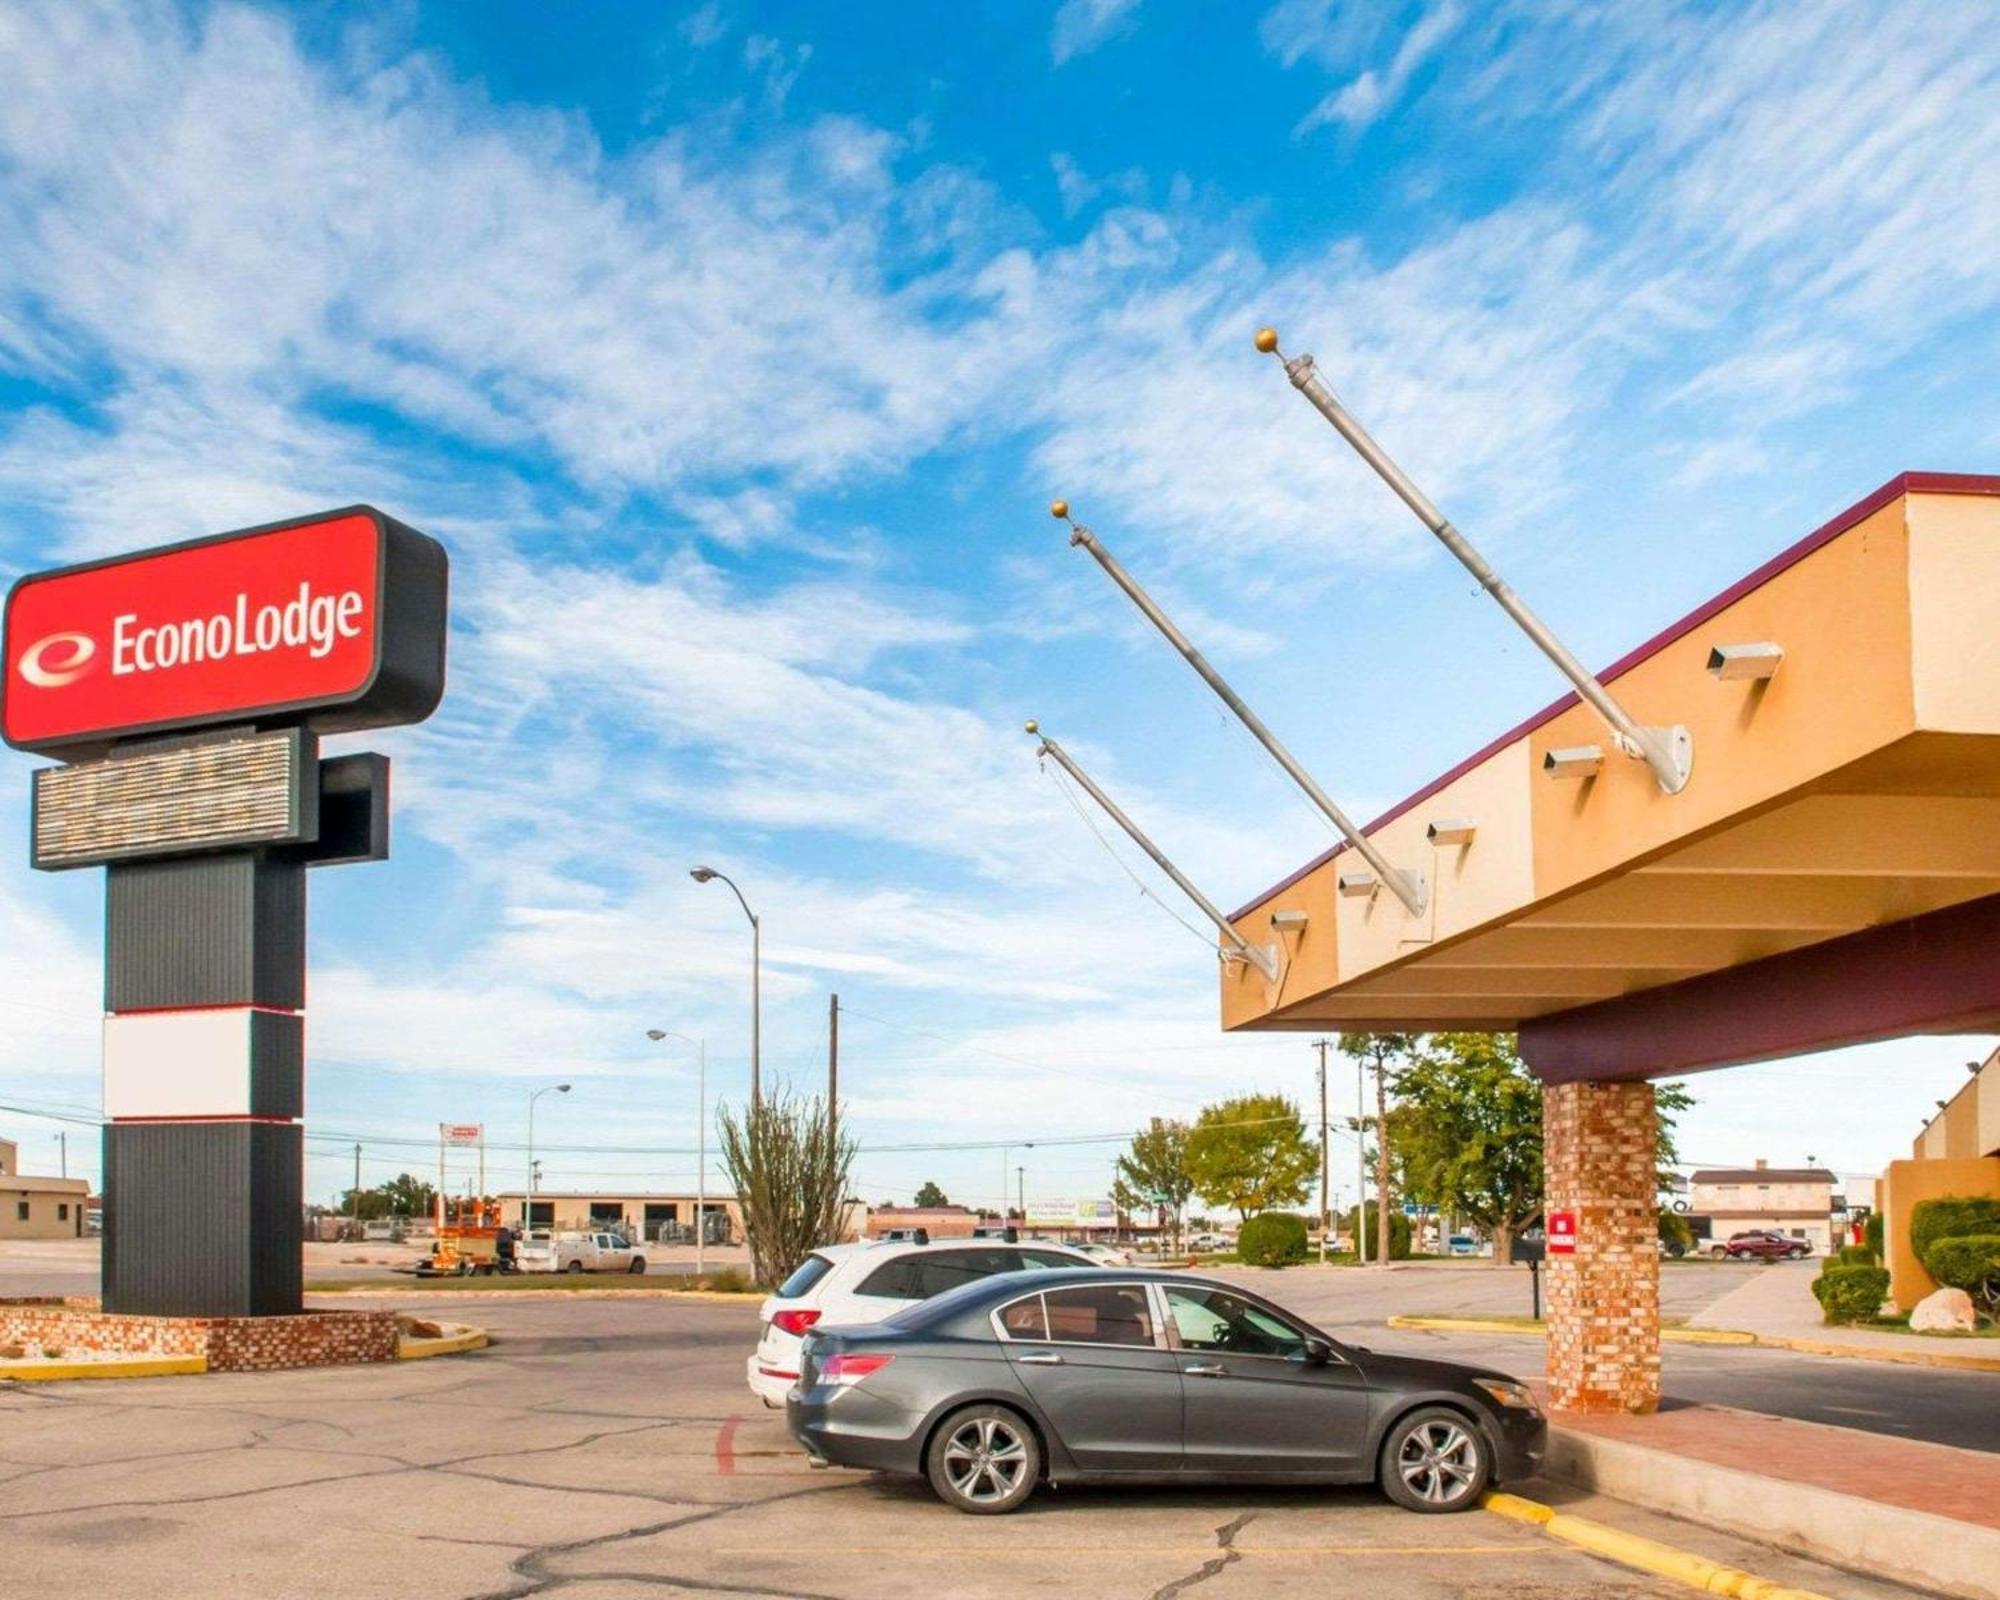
[820, 1353, 894, 1385]
[771, 1308, 821, 1337]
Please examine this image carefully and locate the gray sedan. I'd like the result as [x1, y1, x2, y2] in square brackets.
[787, 1267, 1545, 1515]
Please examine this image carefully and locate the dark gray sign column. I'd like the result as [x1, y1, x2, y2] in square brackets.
[102, 852, 308, 1316]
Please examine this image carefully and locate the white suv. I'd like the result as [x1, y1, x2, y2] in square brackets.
[747, 1234, 1096, 1405]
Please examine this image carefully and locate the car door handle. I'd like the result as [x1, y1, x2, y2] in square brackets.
[1183, 1362, 1226, 1377]
[1017, 1351, 1064, 1365]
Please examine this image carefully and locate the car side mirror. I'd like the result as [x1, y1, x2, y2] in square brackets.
[1304, 1338, 1333, 1365]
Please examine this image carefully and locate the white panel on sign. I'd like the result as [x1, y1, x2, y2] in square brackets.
[103, 1010, 256, 1118]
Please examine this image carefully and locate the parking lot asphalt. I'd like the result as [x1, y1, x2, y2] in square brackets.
[0, 1291, 1941, 1600]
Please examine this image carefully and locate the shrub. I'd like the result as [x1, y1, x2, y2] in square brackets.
[1835, 1244, 1875, 1266]
[1238, 1212, 1309, 1267]
[700, 1267, 755, 1294]
[1863, 1211, 1884, 1260]
[1910, 1197, 2000, 1264]
[1920, 1234, 2000, 1309]
[1811, 1264, 1890, 1325]
[1347, 1205, 1412, 1261]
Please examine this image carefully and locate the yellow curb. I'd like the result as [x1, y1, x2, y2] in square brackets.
[1387, 1315, 1756, 1345]
[396, 1324, 489, 1360]
[1480, 1490, 1830, 1600]
[0, 1355, 208, 1381]
[1748, 1333, 2000, 1372]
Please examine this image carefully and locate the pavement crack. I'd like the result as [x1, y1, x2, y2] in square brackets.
[1148, 1510, 1256, 1600]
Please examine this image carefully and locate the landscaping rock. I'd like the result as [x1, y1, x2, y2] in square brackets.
[1910, 1285, 1976, 1333]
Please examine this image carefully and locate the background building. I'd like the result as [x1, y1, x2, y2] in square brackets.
[1881, 1048, 2000, 1308]
[0, 1135, 91, 1240]
[1689, 1160, 1836, 1253]
[495, 1189, 742, 1242]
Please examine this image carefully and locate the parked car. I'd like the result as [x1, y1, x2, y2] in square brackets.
[516, 1230, 648, 1274]
[1447, 1235, 1481, 1257]
[788, 1268, 1544, 1515]
[1072, 1241, 1135, 1267]
[1186, 1231, 1231, 1252]
[1710, 1230, 1811, 1261]
[749, 1236, 1096, 1407]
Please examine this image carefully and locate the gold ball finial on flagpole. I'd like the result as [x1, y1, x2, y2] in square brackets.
[1049, 499, 1069, 521]
[1023, 719, 1040, 735]
[1254, 327, 1280, 355]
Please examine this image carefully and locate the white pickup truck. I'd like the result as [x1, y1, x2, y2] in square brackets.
[517, 1230, 648, 1275]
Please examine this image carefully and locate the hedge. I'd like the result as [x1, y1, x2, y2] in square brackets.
[1347, 1205, 1412, 1260]
[1238, 1212, 1310, 1268]
[1920, 1234, 2000, 1307]
[1910, 1197, 2000, 1263]
[1863, 1211, 1884, 1259]
[1811, 1264, 1890, 1325]
[1834, 1243, 1876, 1266]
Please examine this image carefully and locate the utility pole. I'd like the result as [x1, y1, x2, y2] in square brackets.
[828, 993, 839, 1139]
[1313, 1039, 1332, 1263]
[1356, 1054, 1367, 1259]
[59, 1130, 67, 1179]
[351, 1143, 361, 1220]
[1375, 1047, 1392, 1268]
[1017, 1165, 1025, 1223]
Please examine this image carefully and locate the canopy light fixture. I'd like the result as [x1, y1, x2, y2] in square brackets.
[1337, 870, 1378, 897]
[1269, 909, 1309, 930]
[1426, 818, 1477, 847]
[1256, 327, 1692, 795]
[1026, 721, 1279, 982]
[1052, 499, 1427, 917]
[1707, 642, 1784, 681]
[1543, 745, 1605, 780]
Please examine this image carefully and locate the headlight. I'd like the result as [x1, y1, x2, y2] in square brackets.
[1473, 1378, 1539, 1411]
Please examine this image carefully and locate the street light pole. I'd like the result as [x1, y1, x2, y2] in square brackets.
[692, 867, 761, 1108]
[1313, 1038, 1332, 1263]
[647, 1029, 708, 1278]
[526, 1083, 572, 1230]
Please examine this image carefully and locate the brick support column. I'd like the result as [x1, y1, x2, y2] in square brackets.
[1543, 1079, 1659, 1414]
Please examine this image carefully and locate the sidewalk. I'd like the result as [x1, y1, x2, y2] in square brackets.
[1690, 1260, 2000, 1369]
[1544, 1398, 2000, 1599]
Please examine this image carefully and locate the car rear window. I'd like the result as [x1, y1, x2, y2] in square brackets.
[996, 1295, 1048, 1340]
[776, 1254, 836, 1299]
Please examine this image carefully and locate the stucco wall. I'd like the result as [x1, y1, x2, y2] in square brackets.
[1879, 1155, 2000, 1309]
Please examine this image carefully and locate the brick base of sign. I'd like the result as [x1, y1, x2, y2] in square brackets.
[1542, 1080, 1660, 1415]
[0, 1298, 398, 1372]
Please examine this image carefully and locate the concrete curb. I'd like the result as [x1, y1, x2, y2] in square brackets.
[310, 1286, 766, 1302]
[1386, 1315, 1757, 1346]
[1544, 1425, 2000, 1600]
[1747, 1331, 2000, 1372]
[1481, 1491, 1830, 1600]
[1389, 1313, 2000, 1365]
[0, 1354, 208, 1381]
[396, 1323, 488, 1360]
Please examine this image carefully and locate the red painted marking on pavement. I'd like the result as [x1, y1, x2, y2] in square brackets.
[716, 1414, 742, 1475]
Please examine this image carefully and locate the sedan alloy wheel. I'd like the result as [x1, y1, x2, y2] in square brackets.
[926, 1405, 1040, 1514]
[1380, 1407, 1491, 1513]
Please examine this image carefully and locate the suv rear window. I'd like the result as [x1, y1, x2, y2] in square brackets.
[856, 1246, 1076, 1302]
[776, 1254, 836, 1299]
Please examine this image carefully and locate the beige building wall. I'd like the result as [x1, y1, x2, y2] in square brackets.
[1880, 1155, 2000, 1310]
[1, 1178, 92, 1240]
[1690, 1168, 1834, 1253]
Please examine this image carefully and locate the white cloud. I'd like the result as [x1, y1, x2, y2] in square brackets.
[1050, 0, 1141, 66]
[1292, 1, 1461, 135]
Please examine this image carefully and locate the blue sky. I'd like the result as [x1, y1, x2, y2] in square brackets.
[1, 0, 1995, 1212]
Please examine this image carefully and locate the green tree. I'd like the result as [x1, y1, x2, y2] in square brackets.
[1385, 1033, 1695, 1265]
[1186, 1095, 1318, 1222]
[1339, 1033, 1417, 1265]
[336, 1173, 437, 1222]
[1113, 1118, 1196, 1253]
[913, 1180, 950, 1208]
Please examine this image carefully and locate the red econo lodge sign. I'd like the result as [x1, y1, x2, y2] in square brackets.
[3, 506, 447, 755]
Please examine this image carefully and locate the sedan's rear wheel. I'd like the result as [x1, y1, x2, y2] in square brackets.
[926, 1405, 1039, 1515]
[1710, 1245, 1730, 1259]
[1378, 1407, 1491, 1513]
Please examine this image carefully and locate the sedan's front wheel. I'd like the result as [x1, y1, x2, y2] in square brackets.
[1379, 1407, 1491, 1513]
[926, 1405, 1039, 1515]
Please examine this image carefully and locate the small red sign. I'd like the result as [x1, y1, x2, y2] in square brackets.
[3, 506, 446, 754]
[1547, 1210, 1577, 1254]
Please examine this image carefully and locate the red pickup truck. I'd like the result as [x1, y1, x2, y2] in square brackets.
[1710, 1229, 1811, 1261]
